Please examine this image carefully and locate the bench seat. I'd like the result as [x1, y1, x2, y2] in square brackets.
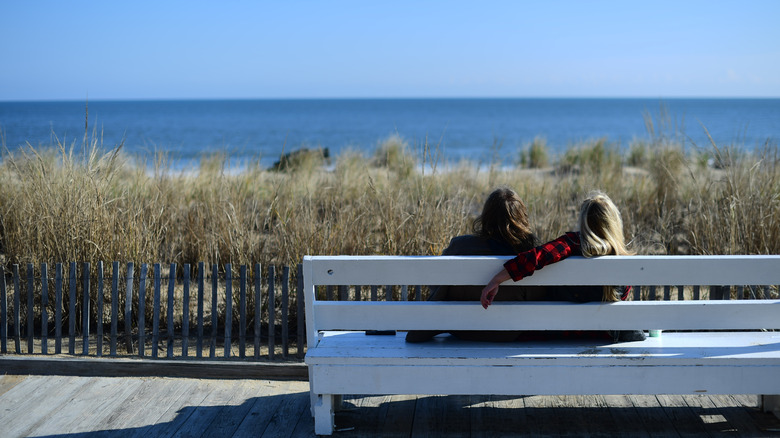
[308, 331, 780, 396]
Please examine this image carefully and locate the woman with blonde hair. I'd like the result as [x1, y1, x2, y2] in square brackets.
[480, 191, 644, 342]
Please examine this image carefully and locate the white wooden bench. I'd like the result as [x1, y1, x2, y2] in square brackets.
[303, 255, 780, 435]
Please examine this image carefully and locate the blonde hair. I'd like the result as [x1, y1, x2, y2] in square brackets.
[577, 191, 633, 301]
[578, 191, 631, 257]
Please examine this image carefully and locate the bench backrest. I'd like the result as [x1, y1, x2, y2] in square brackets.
[302, 255, 780, 347]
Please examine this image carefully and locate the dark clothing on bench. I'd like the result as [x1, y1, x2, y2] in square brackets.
[406, 234, 544, 343]
[406, 232, 643, 343]
[428, 234, 546, 302]
[499, 231, 641, 342]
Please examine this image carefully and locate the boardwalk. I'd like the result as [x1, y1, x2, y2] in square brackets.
[1, 374, 779, 437]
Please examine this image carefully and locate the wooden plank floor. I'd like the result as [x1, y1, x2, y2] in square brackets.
[1, 375, 779, 437]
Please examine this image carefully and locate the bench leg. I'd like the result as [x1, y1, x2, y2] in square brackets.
[761, 395, 780, 419]
[313, 394, 335, 435]
[310, 392, 343, 415]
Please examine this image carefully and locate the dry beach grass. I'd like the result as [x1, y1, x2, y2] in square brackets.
[2, 129, 779, 272]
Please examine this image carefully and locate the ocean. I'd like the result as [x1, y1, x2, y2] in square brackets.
[1, 98, 778, 169]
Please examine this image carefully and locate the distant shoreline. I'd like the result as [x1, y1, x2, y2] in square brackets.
[2, 98, 777, 171]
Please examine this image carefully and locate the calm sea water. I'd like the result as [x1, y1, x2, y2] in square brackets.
[1, 98, 778, 169]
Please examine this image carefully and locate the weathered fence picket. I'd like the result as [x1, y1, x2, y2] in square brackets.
[210, 264, 218, 358]
[370, 285, 378, 301]
[152, 263, 161, 359]
[27, 264, 34, 354]
[239, 265, 247, 358]
[96, 262, 103, 357]
[0, 266, 6, 353]
[253, 263, 261, 360]
[110, 261, 117, 356]
[224, 263, 232, 358]
[82, 262, 90, 355]
[282, 266, 289, 358]
[68, 262, 75, 354]
[197, 262, 204, 358]
[41, 264, 49, 355]
[14, 264, 21, 353]
[167, 263, 175, 358]
[297, 264, 305, 359]
[138, 264, 147, 357]
[268, 264, 275, 360]
[56, 263, 63, 354]
[124, 262, 134, 354]
[182, 264, 190, 357]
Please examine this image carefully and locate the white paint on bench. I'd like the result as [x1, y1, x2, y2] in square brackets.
[307, 255, 780, 286]
[311, 300, 780, 332]
[302, 255, 780, 435]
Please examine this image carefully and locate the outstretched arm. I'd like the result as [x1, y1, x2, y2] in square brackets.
[481, 232, 580, 309]
[480, 268, 511, 309]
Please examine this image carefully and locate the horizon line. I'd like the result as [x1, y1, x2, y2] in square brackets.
[3, 95, 780, 103]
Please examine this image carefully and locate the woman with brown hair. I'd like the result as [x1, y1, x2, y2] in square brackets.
[405, 187, 544, 342]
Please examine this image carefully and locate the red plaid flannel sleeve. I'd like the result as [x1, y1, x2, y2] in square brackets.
[503, 232, 580, 282]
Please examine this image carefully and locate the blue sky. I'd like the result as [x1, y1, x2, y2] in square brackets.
[2, 1, 779, 100]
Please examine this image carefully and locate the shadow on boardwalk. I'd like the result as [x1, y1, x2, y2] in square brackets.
[334, 394, 780, 438]
[1, 375, 780, 437]
[28, 395, 313, 438]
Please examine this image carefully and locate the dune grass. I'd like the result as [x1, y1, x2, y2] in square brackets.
[1, 127, 779, 277]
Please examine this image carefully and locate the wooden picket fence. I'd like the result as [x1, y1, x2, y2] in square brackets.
[1, 261, 777, 362]
[0, 262, 306, 361]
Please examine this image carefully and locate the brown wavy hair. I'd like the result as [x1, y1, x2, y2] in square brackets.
[473, 187, 538, 252]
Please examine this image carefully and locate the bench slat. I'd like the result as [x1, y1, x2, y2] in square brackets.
[308, 333, 780, 397]
[312, 300, 780, 331]
[307, 332, 780, 365]
[305, 255, 780, 286]
[310, 363, 780, 396]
